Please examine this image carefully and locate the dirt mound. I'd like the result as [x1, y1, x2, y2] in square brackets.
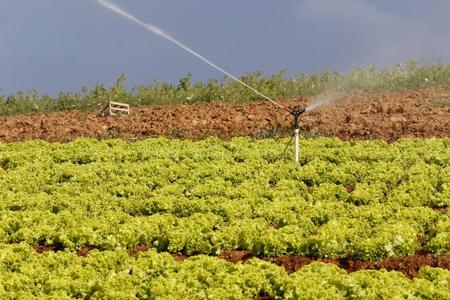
[1, 88, 449, 142]
[302, 87, 450, 142]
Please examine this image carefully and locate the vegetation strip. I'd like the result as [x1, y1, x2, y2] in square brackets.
[2, 137, 450, 298]
[30, 244, 450, 279]
[1, 138, 450, 258]
[1, 61, 450, 116]
[2, 244, 450, 299]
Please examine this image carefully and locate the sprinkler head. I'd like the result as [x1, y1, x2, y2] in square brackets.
[292, 106, 306, 129]
[292, 106, 306, 117]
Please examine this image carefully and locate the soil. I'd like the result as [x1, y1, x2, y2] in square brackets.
[129, 244, 151, 257]
[31, 244, 64, 253]
[76, 246, 101, 257]
[219, 250, 253, 263]
[268, 253, 450, 278]
[171, 253, 188, 262]
[1, 87, 450, 143]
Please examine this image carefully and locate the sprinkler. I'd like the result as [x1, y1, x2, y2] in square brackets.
[292, 106, 306, 163]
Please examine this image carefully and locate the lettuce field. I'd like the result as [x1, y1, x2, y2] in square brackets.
[0, 137, 450, 298]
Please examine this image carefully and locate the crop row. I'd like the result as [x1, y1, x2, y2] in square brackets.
[0, 137, 449, 258]
[0, 244, 449, 299]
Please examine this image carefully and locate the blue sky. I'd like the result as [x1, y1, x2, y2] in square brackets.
[1, 0, 450, 95]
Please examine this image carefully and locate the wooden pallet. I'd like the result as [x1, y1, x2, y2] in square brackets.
[100, 101, 130, 116]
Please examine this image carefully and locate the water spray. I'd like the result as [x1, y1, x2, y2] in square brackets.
[94, 0, 309, 162]
[93, 0, 286, 110]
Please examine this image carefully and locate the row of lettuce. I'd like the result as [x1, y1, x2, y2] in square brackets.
[0, 137, 449, 258]
[1, 207, 448, 259]
[0, 244, 449, 299]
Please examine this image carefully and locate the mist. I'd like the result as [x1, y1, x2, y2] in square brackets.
[296, 0, 450, 70]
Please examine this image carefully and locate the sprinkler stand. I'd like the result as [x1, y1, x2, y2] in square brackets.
[292, 106, 306, 163]
[294, 128, 300, 163]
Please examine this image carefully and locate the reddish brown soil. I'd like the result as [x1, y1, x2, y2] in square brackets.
[269, 253, 450, 278]
[171, 253, 188, 262]
[32, 244, 63, 253]
[76, 246, 101, 257]
[1, 88, 450, 142]
[128, 244, 151, 257]
[345, 184, 355, 193]
[219, 250, 253, 263]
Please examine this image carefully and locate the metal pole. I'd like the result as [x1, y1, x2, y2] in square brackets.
[294, 128, 300, 163]
[292, 106, 305, 164]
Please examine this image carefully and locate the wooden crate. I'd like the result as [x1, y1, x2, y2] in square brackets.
[100, 101, 130, 116]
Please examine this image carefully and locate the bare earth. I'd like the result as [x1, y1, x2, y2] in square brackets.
[1, 87, 450, 143]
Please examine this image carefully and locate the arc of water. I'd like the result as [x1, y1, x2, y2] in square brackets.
[94, 0, 286, 110]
